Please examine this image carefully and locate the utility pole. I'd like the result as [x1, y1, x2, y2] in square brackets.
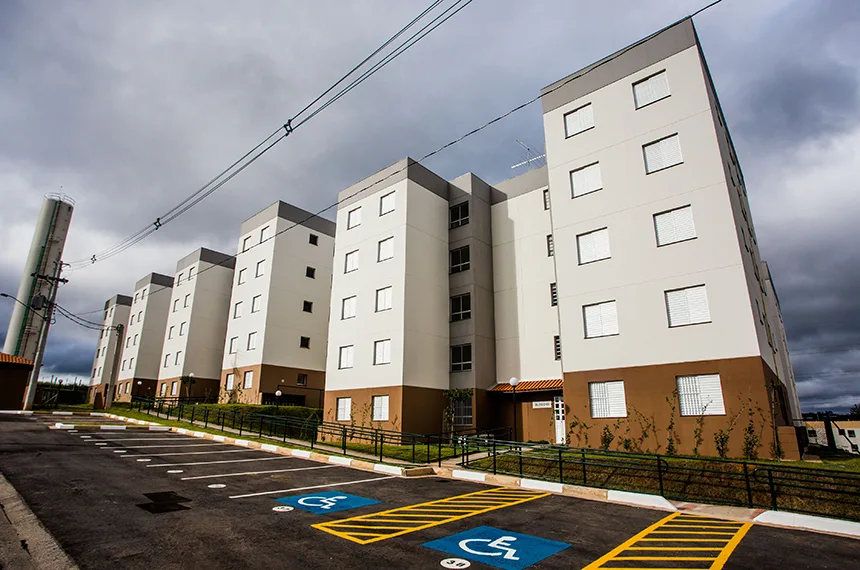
[102, 323, 124, 410]
[22, 272, 68, 410]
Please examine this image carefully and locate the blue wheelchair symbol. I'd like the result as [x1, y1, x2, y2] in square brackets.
[276, 491, 379, 514]
[423, 526, 570, 570]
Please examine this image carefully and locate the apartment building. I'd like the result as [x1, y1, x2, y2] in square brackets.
[220, 201, 335, 407]
[87, 294, 132, 406]
[115, 273, 174, 400]
[156, 248, 235, 400]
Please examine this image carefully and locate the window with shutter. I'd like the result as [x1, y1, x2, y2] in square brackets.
[633, 70, 670, 108]
[677, 374, 725, 416]
[347, 207, 362, 229]
[337, 398, 352, 421]
[376, 287, 393, 312]
[554, 335, 562, 360]
[570, 163, 603, 197]
[344, 250, 359, 273]
[342, 296, 357, 319]
[665, 285, 711, 327]
[543, 189, 551, 210]
[377, 237, 394, 262]
[583, 301, 619, 338]
[380, 191, 395, 216]
[372, 396, 389, 421]
[338, 345, 354, 369]
[373, 339, 391, 365]
[654, 206, 696, 246]
[577, 228, 611, 264]
[564, 103, 594, 137]
[589, 380, 627, 418]
[546, 234, 555, 257]
[644, 134, 683, 173]
[550, 283, 558, 306]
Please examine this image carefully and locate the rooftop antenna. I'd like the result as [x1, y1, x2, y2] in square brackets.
[510, 140, 546, 170]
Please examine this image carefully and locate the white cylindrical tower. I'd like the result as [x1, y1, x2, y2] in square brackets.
[3, 193, 74, 361]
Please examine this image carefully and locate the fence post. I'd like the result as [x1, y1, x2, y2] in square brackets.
[380, 433, 384, 463]
[238, 414, 243, 436]
[190, 406, 195, 425]
[220, 410, 225, 431]
[657, 455, 665, 497]
[492, 440, 497, 475]
[558, 448, 564, 483]
[743, 462, 753, 507]
[581, 449, 587, 486]
[438, 436, 442, 467]
[311, 424, 317, 450]
[463, 439, 469, 467]
[412, 438, 416, 464]
[259, 417, 264, 439]
[426, 436, 431, 464]
[518, 444, 523, 477]
[204, 408, 209, 429]
[767, 469, 778, 510]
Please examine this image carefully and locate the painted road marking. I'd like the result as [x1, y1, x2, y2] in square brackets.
[424, 526, 570, 570]
[108, 443, 232, 449]
[86, 437, 182, 442]
[583, 512, 752, 570]
[121, 449, 256, 458]
[147, 456, 294, 468]
[180, 465, 336, 481]
[229, 476, 394, 499]
[278, 491, 380, 514]
[313, 487, 549, 545]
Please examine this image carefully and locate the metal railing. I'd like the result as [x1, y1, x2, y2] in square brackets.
[460, 438, 860, 521]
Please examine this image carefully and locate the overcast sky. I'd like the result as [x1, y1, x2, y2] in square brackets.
[1, 0, 858, 412]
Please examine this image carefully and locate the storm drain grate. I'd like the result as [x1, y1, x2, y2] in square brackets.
[136, 491, 192, 514]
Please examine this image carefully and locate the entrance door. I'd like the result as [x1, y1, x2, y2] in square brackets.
[553, 396, 566, 445]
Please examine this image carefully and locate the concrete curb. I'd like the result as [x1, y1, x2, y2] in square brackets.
[607, 490, 677, 511]
[753, 511, 860, 539]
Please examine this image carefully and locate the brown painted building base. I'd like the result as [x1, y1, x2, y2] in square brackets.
[220, 364, 325, 408]
[324, 385, 446, 435]
[562, 356, 798, 459]
[90, 379, 158, 407]
[489, 390, 562, 443]
[156, 376, 220, 400]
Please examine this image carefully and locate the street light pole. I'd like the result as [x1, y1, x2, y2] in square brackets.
[509, 377, 519, 441]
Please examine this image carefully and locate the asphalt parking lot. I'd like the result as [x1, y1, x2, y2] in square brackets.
[0, 414, 857, 570]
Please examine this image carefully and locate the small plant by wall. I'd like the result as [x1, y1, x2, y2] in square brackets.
[442, 388, 473, 435]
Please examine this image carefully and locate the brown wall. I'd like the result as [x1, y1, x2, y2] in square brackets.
[113, 379, 158, 402]
[0, 363, 30, 410]
[156, 376, 220, 400]
[490, 391, 560, 442]
[219, 364, 325, 408]
[562, 356, 785, 459]
[324, 385, 446, 434]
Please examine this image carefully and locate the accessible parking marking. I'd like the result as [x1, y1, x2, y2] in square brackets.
[583, 512, 751, 570]
[313, 487, 549, 545]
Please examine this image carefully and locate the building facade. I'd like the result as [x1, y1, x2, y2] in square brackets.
[116, 273, 174, 400]
[220, 201, 335, 407]
[156, 248, 235, 400]
[88, 294, 132, 405]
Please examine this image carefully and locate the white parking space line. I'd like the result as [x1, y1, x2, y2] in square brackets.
[147, 456, 294, 468]
[121, 449, 259, 458]
[228, 476, 395, 499]
[107, 443, 232, 449]
[180, 465, 338, 480]
[87, 437, 183, 442]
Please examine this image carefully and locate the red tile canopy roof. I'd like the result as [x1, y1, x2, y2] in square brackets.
[490, 379, 563, 393]
[0, 352, 34, 366]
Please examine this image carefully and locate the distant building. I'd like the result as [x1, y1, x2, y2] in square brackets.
[220, 202, 335, 407]
[806, 421, 860, 454]
[156, 248, 235, 400]
[88, 294, 132, 405]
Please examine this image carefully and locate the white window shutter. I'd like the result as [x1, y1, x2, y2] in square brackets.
[584, 304, 602, 338]
[651, 72, 670, 101]
[634, 71, 670, 108]
[698, 374, 726, 415]
[578, 232, 596, 264]
[686, 286, 711, 324]
[667, 286, 710, 326]
[571, 163, 602, 197]
[644, 141, 665, 172]
[594, 228, 611, 260]
[565, 104, 594, 137]
[607, 381, 627, 417]
[601, 301, 619, 335]
[645, 135, 683, 173]
[589, 382, 609, 418]
[666, 289, 691, 327]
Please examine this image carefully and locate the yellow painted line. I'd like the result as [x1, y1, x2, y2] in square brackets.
[312, 487, 549, 545]
[583, 512, 753, 570]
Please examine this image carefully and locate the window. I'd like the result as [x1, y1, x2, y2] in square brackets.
[375, 287, 393, 312]
[677, 374, 726, 416]
[377, 237, 394, 262]
[260, 225, 270, 243]
[546, 234, 555, 257]
[336, 398, 352, 421]
[303, 300, 313, 313]
[837, 428, 845, 436]
[234, 301, 243, 318]
[166, 326, 173, 340]
[179, 321, 187, 336]
[665, 285, 711, 327]
[129, 314, 135, 326]
[160, 383, 167, 397]
[126, 337, 131, 348]
[129, 357, 134, 368]
[243, 371, 253, 389]
[374, 339, 391, 365]
[453, 399, 473, 426]
[450, 201, 469, 228]
[174, 351, 182, 365]
[451, 293, 471, 322]
[255, 260, 265, 278]
[306, 266, 316, 279]
[177, 272, 184, 284]
[564, 103, 594, 137]
[347, 206, 362, 229]
[633, 70, 670, 108]
[338, 345, 354, 369]
[570, 163, 603, 197]
[644, 134, 683, 173]
[171, 381, 178, 396]
[806, 429, 817, 438]
[98, 366, 102, 376]
[577, 228, 611, 264]
[184, 293, 191, 308]
[242, 236, 252, 252]
[309, 233, 319, 246]
[589, 380, 628, 418]
[450, 246, 470, 274]
[344, 250, 359, 273]
[583, 301, 619, 338]
[237, 268, 247, 284]
[300, 336, 311, 349]
[134, 292, 139, 303]
[247, 332, 257, 350]
[133, 334, 139, 346]
[342, 296, 357, 319]
[372, 395, 389, 421]
[141, 288, 146, 298]
[121, 360, 126, 371]
[654, 205, 696, 246]
[849, 430, 856, 438]
[173, 299, 179, 312]
[543, 189, 551, 210]
[297, 373, 308, 386]
[225, 373, 235, 390]
[550, 283, 558, 306]
[451, 344, 472, 372]
[229, 337, 238, 354]
[164, 354, 171, 368]
[554, 335, 562, 360]
[93, 367, 97, 378]
[138, 311, 143, 321]
[251, 295, 262, 313]
[380, 191, 395, 216]
[187, 268, 194, 281]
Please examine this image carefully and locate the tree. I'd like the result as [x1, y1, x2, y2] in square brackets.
[180, 374, 196, 399]
[850, 403, 860, 418]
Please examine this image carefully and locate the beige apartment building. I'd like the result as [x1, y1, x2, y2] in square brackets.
[88, 294, 132, 406]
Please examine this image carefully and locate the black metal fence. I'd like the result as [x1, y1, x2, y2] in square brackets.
[460, 438, 860, 521]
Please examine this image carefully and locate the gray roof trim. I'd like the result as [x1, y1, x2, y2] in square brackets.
[239, 201, 336, 238]
[134, 272, 174, 291]
[176, 248, 236, 272]
[105, 294, 132, 310]
[540, 18, 696, 114]
[337, 157, 449, 210]
[490, 166, 548, 205]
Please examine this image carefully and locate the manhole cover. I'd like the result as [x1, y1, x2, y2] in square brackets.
[273, 506, 294, 512]
[441, 559, 471, 569]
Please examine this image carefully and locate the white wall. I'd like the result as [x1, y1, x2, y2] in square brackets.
[90, 302, 130, 386]
[119, 282, 172, 381]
